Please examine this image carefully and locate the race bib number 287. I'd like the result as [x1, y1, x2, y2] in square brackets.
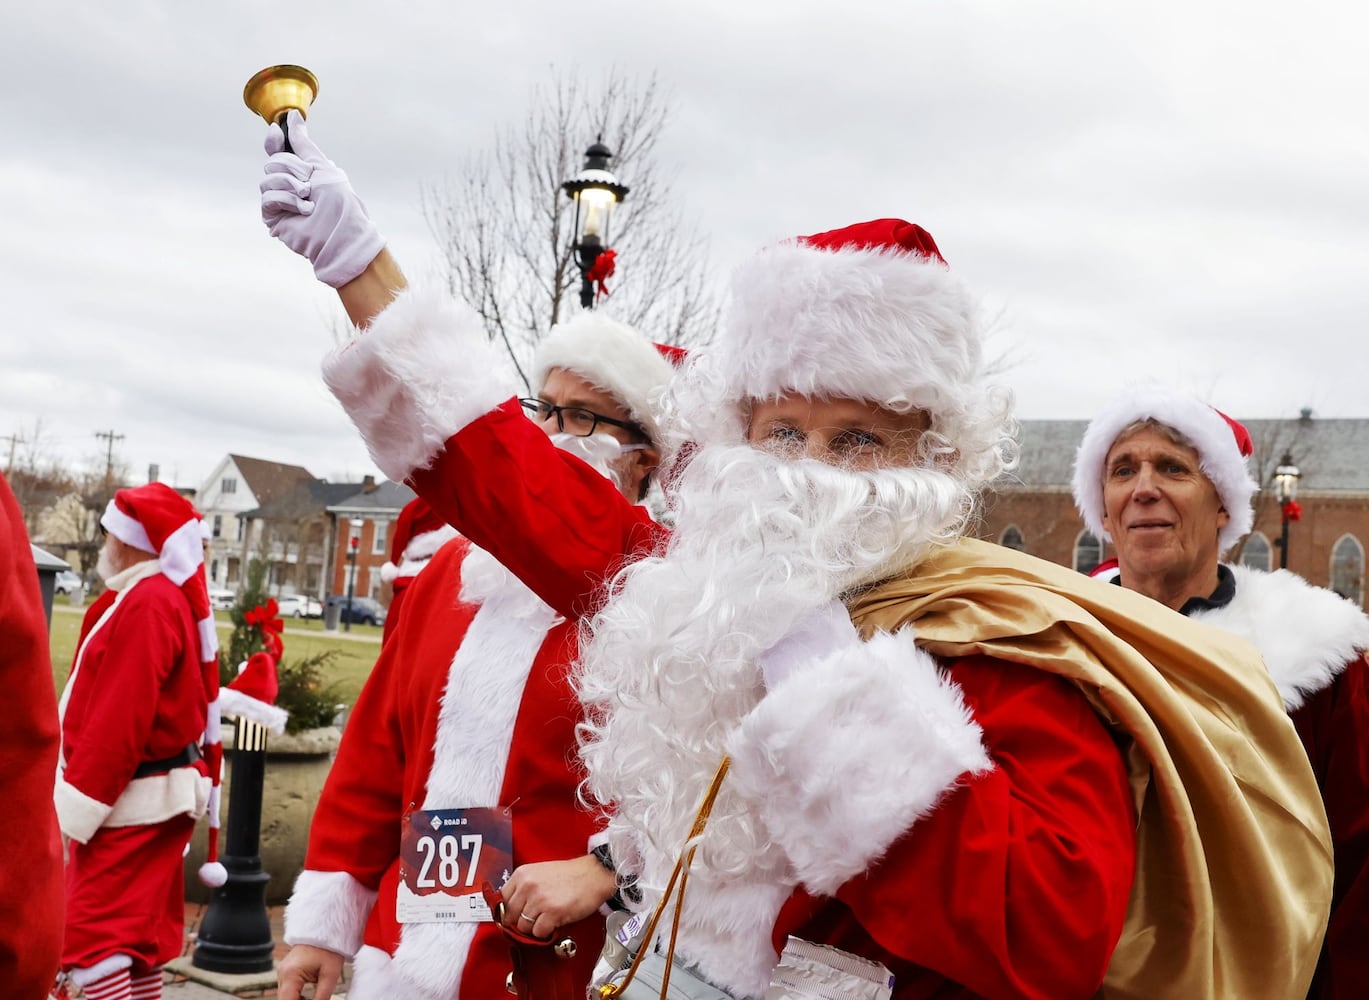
[397, 806, 513, 923]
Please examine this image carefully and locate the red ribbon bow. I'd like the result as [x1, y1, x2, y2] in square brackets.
[245, 599, 285, 659]
[585, 248, 617, 301]
[1281, 500, 1303, 523]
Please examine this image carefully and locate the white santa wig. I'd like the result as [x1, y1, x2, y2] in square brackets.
[658, 218, 1016, 493]
[1072, 384, 1258, 557]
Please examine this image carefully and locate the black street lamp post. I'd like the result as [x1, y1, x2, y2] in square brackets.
[192, 717, 273, 974]
[561, 139, 629, 310]
[1274, 452, 1301, 569]
[343, 518, 361, 632]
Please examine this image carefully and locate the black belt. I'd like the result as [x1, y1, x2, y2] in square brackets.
[133, 743, 202, 778]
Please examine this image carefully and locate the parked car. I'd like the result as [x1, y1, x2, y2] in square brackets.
[54, 569, 84, 595]
[277, 594, 324, 619]
[208, 588, 237, 611]
[325, 595, 388, 627]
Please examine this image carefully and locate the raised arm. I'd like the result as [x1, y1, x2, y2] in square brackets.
[260, 114, 662, 618]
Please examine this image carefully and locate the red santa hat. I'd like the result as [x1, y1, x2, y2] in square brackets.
[380, 496, 458, 585]
[1072, 384, 1259, 557]
[220, 651, 289, 735]
[711, 218, 1011, 486]
[101, 483, 228, 885]
[530, 314, 681, 446]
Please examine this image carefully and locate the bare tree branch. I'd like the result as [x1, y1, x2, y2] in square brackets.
[423, 67, 719, 389]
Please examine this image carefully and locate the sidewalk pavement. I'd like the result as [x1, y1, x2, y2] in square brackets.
[155, 902, 351, 999]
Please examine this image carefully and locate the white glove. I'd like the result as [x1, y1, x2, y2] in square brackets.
[259, 110, 386, 288]
[757, 599, 861, 690]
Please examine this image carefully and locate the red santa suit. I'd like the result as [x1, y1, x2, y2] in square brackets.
[318, 293, 1141, 997]
[0, 473, 64, 999]
[55, 484, 221, 991]
[56, 562, 213, 982]
[282, 536, 605, 998]
[1191, 564, 1369, 1000]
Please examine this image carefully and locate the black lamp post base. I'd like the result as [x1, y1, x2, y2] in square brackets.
[191, 861, 274, 974]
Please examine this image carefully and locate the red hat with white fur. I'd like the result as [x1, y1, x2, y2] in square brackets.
[101, 483, 228, 885]
[714, 218, 1013, 488]
[220, 651, 289, 735]
[530, 314, 680, 447]
[1072, 384, 1259, 557]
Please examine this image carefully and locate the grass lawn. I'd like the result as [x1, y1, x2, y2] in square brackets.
[49, 603, 382, 706]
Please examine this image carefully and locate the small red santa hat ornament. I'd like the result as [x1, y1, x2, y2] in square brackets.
[101, 483, 227, 886]
[1072, 384, 1259, 557]
[530, 313, 679, 447]
[220, 651, 289, 735]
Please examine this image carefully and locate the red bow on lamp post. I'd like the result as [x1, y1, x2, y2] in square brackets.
[585, 248, 617, 302]
[1281, 500, 1303, 523]
[245, 599, 285, 659]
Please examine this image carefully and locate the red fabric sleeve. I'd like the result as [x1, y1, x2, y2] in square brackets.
[408, 400, 663, 620]
[781, 655, 1137, 1000]
[0, 474, 64, 997]
[1293, 655, 1369, 1000]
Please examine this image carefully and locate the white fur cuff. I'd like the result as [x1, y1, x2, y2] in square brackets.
[284, 868, 379, 956]
[322, 286, 515, 482]
[728, 629, 992, 896]
[54, 778, 113, 844]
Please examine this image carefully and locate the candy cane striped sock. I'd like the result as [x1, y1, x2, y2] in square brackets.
[128, 969, 162, 1000]
[80, 969, 131, 1000]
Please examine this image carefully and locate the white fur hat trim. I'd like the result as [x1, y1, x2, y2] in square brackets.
[531, 313, 675, 446]
[1072, 384, 1258, 556]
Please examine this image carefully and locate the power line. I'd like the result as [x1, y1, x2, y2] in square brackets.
[94, 429, 125, 484]
[0, 432, 25, 473]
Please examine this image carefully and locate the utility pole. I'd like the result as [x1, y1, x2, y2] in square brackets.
[94, 429, 124, 484]
[0, 432, 25, 473]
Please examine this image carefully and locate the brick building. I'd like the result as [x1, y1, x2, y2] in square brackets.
[976, 415, 1369, 608]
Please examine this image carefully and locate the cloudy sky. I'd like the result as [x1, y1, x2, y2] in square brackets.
[2, 1, 1365, 493]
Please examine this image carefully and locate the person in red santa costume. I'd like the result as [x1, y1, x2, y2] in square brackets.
[275, 309, 676, 1000]
[377, 496, 456, 641]
[258, 114, 1330, 998]
[1072, 384, 1369, 1000]
[54, 483, 225, 1000]
[0, 472, 65, 1000]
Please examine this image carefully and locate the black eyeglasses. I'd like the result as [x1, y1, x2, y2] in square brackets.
[519, 398, 643, 439]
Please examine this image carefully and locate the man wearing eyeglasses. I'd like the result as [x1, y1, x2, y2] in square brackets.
[276, 302, 678, 1000]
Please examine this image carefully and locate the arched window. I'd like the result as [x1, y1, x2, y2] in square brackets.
[1074, 531, 1104, 575]
[1240, 532, 1272, 572]
[1330, 535, 1364, 606]
[1000, 525, 1026, 552]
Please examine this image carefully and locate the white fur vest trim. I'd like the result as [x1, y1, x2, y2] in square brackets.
[385, 551, 557, 997]
[322, 286, 515, 483]
[666, 628, 991, 998]
[1193, 565, 1369, 711]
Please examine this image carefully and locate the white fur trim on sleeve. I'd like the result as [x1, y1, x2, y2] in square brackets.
[283, 868, 379, 956]
[728, 628, 992, 896]
[54, 778, 113, 844]
[322, 286, 516, 482]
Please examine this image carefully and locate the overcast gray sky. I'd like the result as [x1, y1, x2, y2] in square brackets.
[2, 1, 1365, 492]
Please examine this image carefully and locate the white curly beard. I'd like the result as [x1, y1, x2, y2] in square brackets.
[575, 441, 973, 906]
